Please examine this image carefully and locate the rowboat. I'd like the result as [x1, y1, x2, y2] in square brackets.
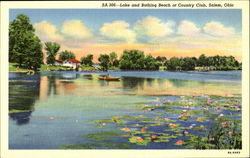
[98, 77, 120, 81]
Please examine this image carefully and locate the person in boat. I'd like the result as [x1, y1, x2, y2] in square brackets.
[104, 74, 110, 79]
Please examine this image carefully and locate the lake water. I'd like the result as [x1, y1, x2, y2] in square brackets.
[9, 70, 242, 149]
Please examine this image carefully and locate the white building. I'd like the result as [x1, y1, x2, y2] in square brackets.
[62, 59, 81, 69]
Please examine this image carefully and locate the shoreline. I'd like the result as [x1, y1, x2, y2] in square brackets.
[9, 69, 242, 73]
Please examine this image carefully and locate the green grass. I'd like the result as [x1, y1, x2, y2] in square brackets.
[9, 109, 32, 114]
[9, 63, 28, 72]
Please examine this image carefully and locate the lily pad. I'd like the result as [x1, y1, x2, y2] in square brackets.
[128, 136, 151, 146]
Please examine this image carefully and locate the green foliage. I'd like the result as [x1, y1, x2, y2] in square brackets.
[165, 54, 241, 71]
[165, 57, 182, 71]
[181, 57, 196, 70]
[144, 54, 160, 70]
[186, 119, 242, 149]
[120, 50, 145, 70]
[128, 136, 151, 146]
[9, 14, 44, 71]
[45, 42, 60, 65]
[81, 54, 93, 66]
[109, 52, 119, 67]
[9, 109, 32, 114]
[156, 56, 167, 66]
[59, 50, 76, 60]
[98, 54, 110, 71]
[119, 50, 159, 70]
[65, 94, 241, 149]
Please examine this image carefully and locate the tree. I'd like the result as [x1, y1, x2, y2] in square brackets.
[181, 57, 196, 71]
[156, 56, 167, 66]
[9, 14, 44, 70]
[197, 54, 207, 67]
[45, 42, 60, 65]
[59, 50, 76, 60]
[81, 54, 93, 66]
[120, 50, 145, 70]
[144, 54, 160, 70]
[165, 57, 182, 71]
[109, 52, 118, 67]
[98, 54, 110, 71]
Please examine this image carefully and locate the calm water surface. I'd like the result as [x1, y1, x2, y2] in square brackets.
[9, 70, 241, 149]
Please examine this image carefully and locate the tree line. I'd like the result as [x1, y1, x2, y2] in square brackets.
[9, 14, 241, 71]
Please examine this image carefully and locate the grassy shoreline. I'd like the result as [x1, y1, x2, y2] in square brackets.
[9, 63, 242, 73]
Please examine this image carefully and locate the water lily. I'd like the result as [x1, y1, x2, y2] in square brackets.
[151, 135, 158, 140]
[101, 123, 106, 126]
[217, 113, 224, 118]
[221, 122, 229, 127]
[139, 115, 144, 118]
[169, 123, 176, 128]
[228, 131, 234, 135]
[182, 110, 188, 114]
[113, 117, 121, 120]
[179, 115, 185, 119]
[175, 140, 184, 145]
[49, 117, 55, 120]
[154, 118, 161, 121]
[141, 128, 146, 132]
[183, 130, 189, 135]
[121, 127, 131, 131]
[203, 107, 209, 110]
[136, 137, 143, 141]
[196, 117, 206, 122]
[164, 118, 170, 121]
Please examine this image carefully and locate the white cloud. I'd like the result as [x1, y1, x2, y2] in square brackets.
[62, 20, 93, 39]
[100, 21, 136, 42]
[177, 20, 200, 36]
[203, 21, 235, 37]
[134, 16, 175, 38]
[34, 21, 64, 41]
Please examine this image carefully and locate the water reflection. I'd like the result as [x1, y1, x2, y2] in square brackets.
[121, 77, 145, 89]
[9, 74, 41, 125]
[9, 72, 241, 125]
[82, 74, 93, 80]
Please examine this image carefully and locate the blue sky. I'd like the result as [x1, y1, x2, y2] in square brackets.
[9, 9, 242, 61]
[10, 9, 242, 33]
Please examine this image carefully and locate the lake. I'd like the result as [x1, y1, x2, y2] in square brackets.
[9, 70, 242, 149]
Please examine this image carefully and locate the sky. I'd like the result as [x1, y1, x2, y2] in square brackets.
[10, 9, 242, 61]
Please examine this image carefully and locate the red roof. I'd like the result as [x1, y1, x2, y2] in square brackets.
[55, 60, 63, 63]
[68, 59, 81, 63]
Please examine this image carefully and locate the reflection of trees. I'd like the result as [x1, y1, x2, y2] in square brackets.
[47, 75, 58, 96]
[82, 74, 93, 80]
[146, 78, 154, 87]
[9, 74, 41, 125]
[121, 77, 144, 89]
[167, 79, 205, 88]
